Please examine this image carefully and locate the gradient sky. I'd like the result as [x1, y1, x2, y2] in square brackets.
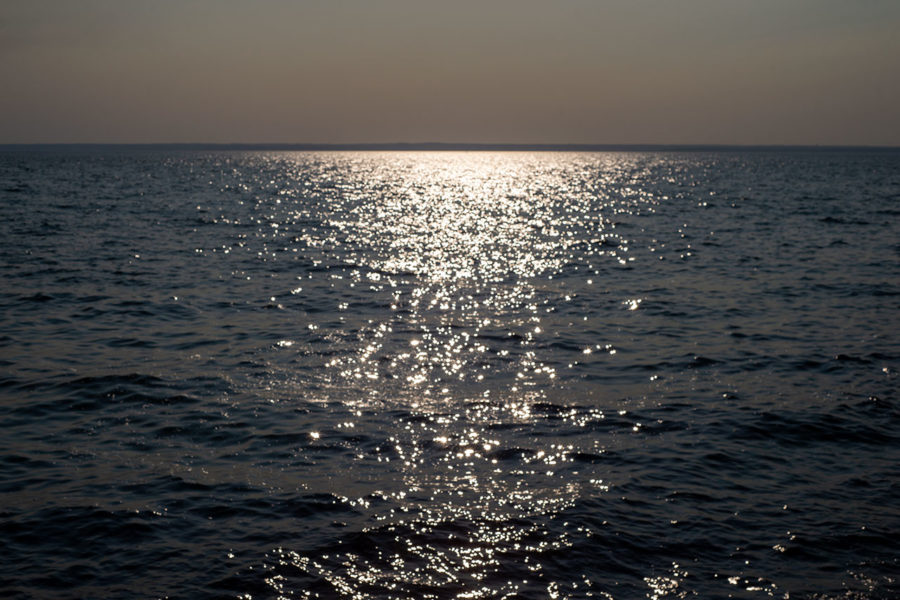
[2, 0, 899, 145]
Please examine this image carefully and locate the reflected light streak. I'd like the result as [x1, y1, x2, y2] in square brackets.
[241, 151, 662, 598]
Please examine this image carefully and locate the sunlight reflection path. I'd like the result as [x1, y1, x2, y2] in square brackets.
[248, 152, 660, 598]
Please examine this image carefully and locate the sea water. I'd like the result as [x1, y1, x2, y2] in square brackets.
[1, 149, 898, 599]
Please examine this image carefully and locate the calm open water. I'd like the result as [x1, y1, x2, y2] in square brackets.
[1, 149, 898, 599]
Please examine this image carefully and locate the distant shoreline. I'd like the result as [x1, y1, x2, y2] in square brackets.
[1, 143, 899, 152]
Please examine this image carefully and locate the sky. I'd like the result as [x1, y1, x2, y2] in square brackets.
[1, 0, 899, 145]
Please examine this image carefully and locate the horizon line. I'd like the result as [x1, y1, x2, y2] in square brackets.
[2, 142, 899, 152]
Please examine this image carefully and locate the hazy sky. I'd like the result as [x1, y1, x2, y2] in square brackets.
[2, 0, 898, 145]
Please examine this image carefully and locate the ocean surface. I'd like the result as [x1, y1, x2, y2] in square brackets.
[1, 149, 898, 599]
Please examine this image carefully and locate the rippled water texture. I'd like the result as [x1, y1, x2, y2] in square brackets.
[1, 150, 899, 599]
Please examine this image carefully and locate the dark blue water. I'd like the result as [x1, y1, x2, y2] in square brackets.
[1, 149, 898, 599]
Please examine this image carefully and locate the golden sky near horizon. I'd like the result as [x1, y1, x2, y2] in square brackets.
[1, 0, 898, 145]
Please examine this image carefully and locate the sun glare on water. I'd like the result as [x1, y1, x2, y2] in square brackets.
[241, 151, 661, 598]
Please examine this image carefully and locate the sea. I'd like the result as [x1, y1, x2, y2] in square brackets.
[1, 147, 898, 599]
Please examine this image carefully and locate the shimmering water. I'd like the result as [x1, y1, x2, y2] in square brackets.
[1, 149, 898, 599]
